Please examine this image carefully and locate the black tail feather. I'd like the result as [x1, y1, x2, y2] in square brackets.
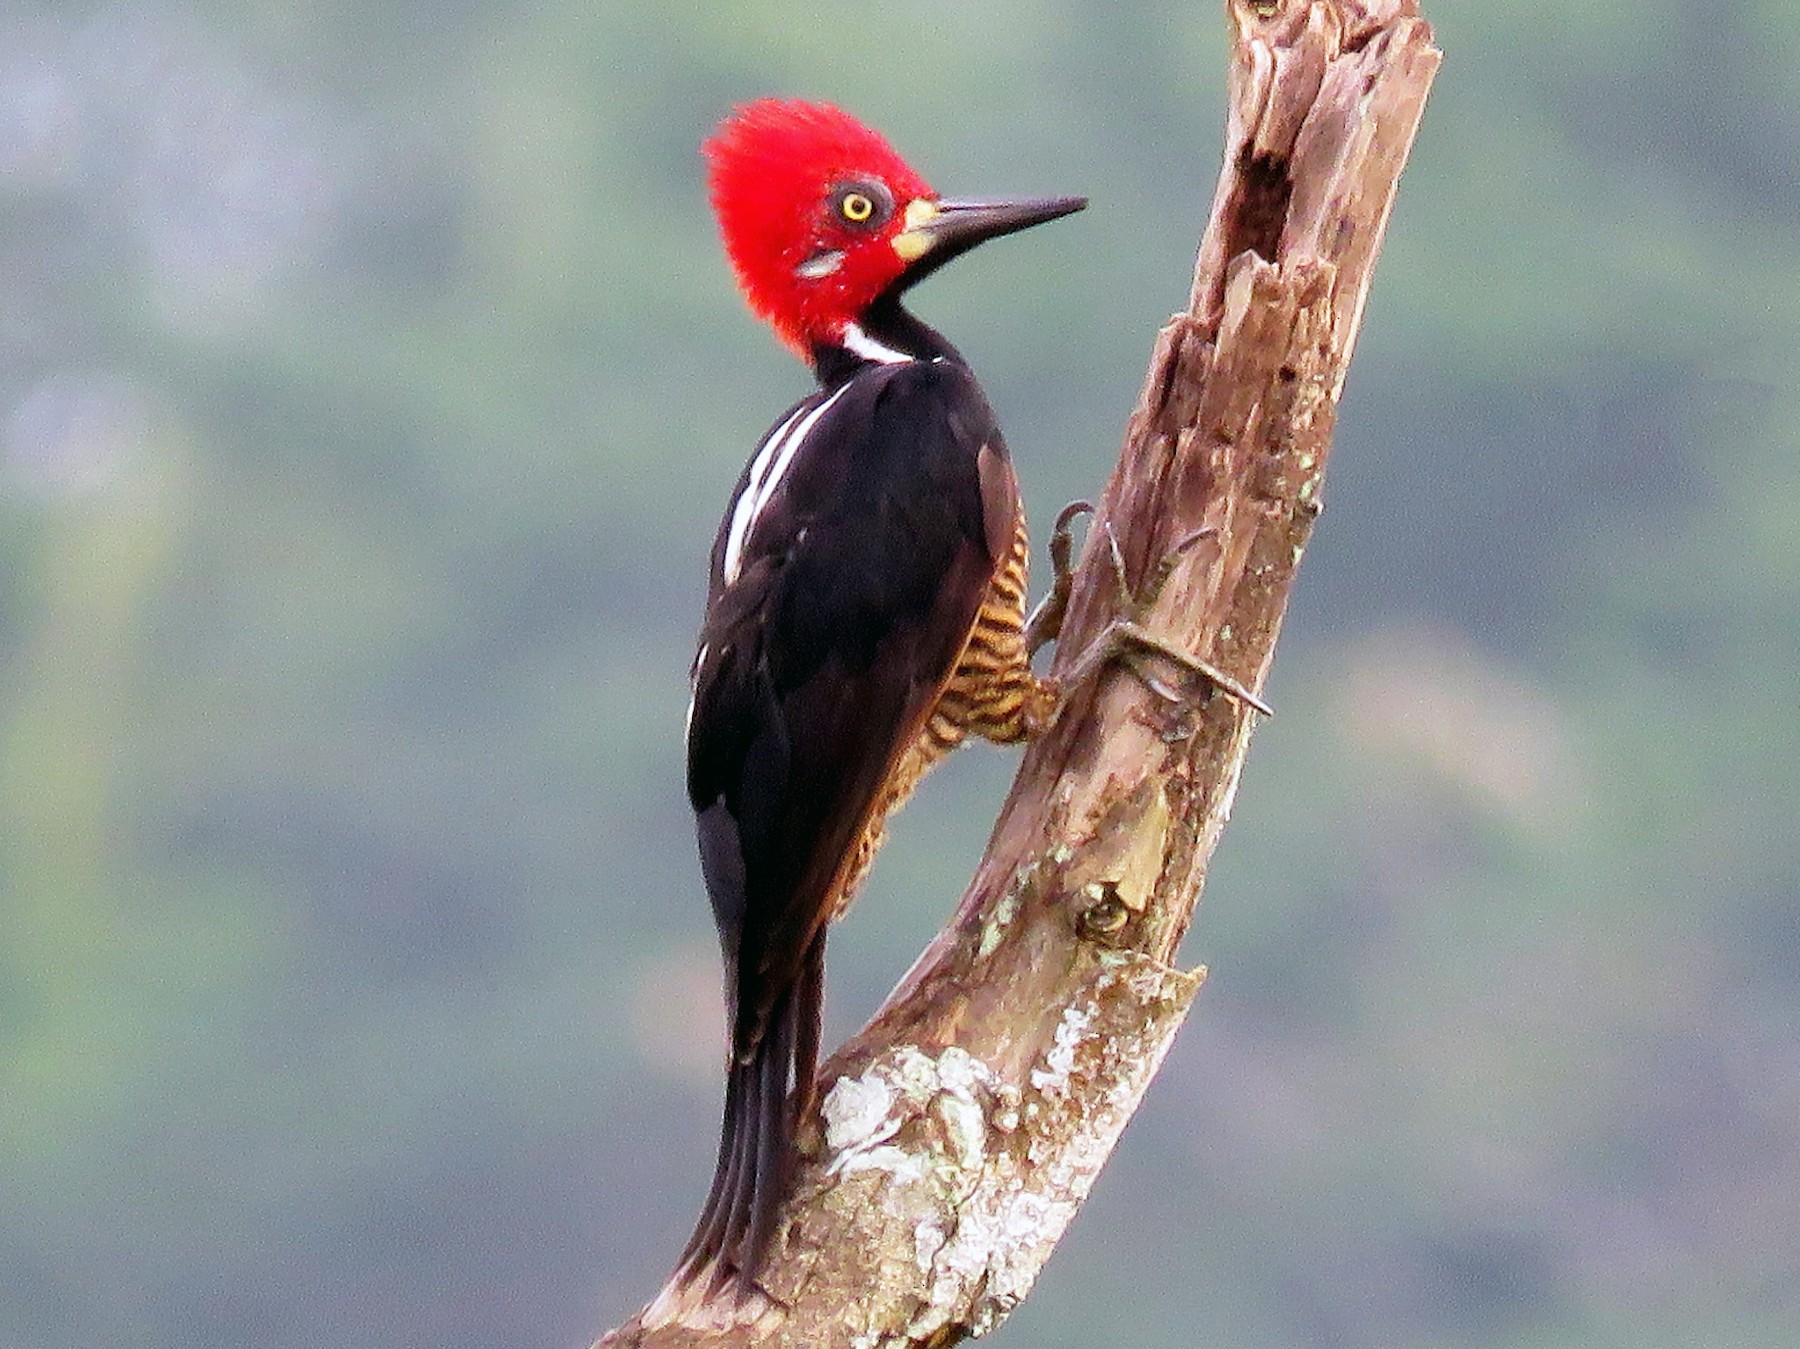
[672, 1062, 741, 1279]
[671, 935, 825, 1300]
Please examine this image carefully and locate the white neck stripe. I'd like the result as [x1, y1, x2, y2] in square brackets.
[841, 322, 913, 365]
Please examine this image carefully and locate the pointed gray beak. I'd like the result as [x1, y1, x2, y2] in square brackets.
[891, 194, 1087, 283]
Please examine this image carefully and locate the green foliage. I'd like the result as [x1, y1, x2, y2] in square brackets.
[1, 2, 1796, 1346]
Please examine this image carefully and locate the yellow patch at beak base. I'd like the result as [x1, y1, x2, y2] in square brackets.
[891, 199, 940, 261]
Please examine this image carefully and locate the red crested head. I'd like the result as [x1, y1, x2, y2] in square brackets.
[704, 99, 935, 358]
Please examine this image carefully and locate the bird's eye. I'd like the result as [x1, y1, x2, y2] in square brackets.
[829, 181, 893, 231]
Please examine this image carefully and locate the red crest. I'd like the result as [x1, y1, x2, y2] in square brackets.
[704, 100, 934, 356]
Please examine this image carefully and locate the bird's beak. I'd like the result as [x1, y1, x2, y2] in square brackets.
[891, 195, 1087, 271]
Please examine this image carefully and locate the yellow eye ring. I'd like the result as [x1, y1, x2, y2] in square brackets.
[840, 192, 875, 223]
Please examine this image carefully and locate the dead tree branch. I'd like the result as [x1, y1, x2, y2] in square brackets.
[602, 1, 1438, 1343]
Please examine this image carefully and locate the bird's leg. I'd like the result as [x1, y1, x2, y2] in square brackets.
[1036, 512, 1273, 724]
[1024, 499, 1094, 657]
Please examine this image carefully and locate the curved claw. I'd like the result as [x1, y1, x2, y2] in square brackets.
[1098, 520, 1133, 609]
[1026, 499, 1098, 657]
[1046, 500, 1096, 599]
[1051, 498, 1096, 540]
[1054, 619, 1274, 722]
[1145, 524, 1218, 605]
[1111, 621, 1274, 718]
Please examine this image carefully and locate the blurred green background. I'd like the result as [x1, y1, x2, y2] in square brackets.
[2, 1, 1797, 1346]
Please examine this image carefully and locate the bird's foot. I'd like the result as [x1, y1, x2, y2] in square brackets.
[1024, 499, 1094, 657]
[1029, 506, 1272, 722]
[1055, 618, 1273, 721]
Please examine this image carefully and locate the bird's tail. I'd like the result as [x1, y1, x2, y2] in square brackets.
[670, 934, 825, 1301]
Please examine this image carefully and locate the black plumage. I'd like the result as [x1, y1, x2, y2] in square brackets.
[678, 312, 1021, 1292]
[669, 99, 1083, 1305]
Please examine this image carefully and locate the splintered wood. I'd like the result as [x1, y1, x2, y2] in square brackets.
[600, 4, 1438, 1345]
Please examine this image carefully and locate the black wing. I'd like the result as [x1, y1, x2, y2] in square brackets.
[686, 357, 1012, 1056]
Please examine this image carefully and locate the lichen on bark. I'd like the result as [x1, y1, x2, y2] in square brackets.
[598, 4, 1438, 1345]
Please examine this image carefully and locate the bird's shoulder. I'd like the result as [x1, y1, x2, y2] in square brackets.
[711, 358, 1005, 587]
[690, 357, 1013, 737]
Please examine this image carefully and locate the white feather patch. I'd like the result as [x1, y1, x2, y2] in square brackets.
[796, 250, 844, 279]
[684, 643, 708, 739]
[722, 384, 850, 584]
[841, 322, 913, 365]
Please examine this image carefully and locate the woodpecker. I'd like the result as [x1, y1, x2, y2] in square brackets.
[674, 98, 1084, 1297]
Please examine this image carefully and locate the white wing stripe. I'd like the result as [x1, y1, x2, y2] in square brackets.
[721, 404, 805, 584]
[722, 383, 851, 584]
[685, 642, 708, 740]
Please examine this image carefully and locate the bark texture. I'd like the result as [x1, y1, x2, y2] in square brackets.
[601, 2, 1438, 1344]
